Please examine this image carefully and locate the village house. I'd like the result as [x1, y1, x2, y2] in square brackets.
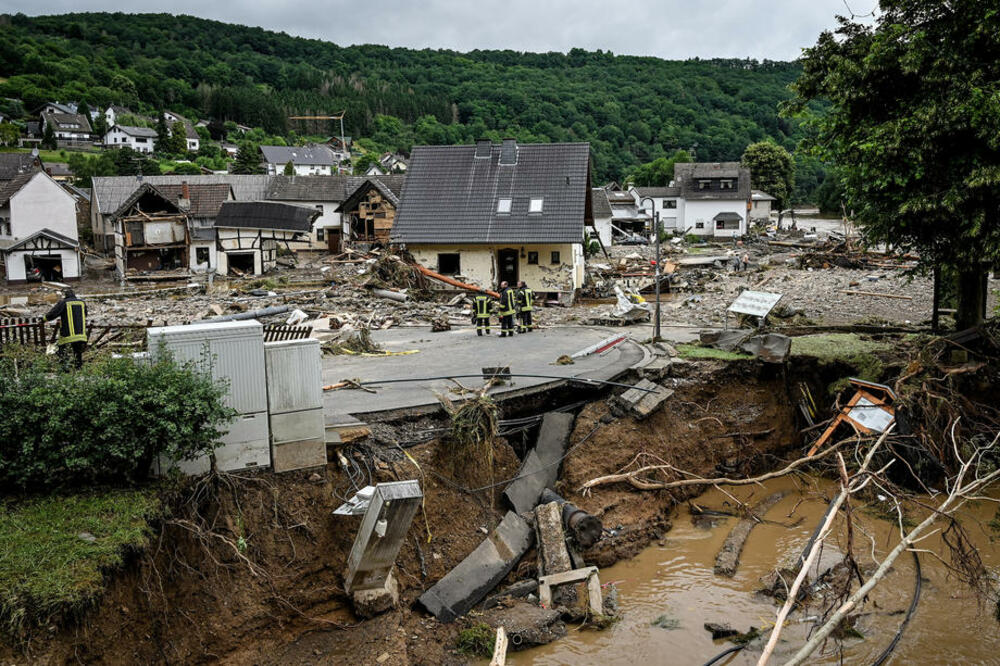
[163, 111, 200, 152]
[750, 189, 777, 222]
[91, 175, 272, 254]
[213, 201, 317, 275]
[264, 175, 355, 252]
[0, 151, 41, 181]
[103, 125, 157, 153]
[41, 112, 92, 146]
[379, 152, 408, 173]
[0, 171, 81, 283]
[104, 105, 133, 128]
[391, 139, 590, 302]
[337, 175, 406, 251]
[606, 189, 650, 241]
[672, 162, 751, 237]
[589, 187, 613, 248]
[260, 144, 337, 176]
[364, 164, 386, 176]
[629, 185, 681, 232]
[326, 135, 352, 162]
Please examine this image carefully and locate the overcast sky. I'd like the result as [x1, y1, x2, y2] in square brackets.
[1, 0, 877, 60]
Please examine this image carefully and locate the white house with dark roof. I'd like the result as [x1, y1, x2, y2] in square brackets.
[103, 125, 157, 153]
[265, 175, 355, 251]
[214, 201, 317, 275]
[392, 138, 591, 300]
[163, 111, 200, 152]
[260, 144, 337, 176]
[672, 162, 751, 237]
[0, 171, 80, 283]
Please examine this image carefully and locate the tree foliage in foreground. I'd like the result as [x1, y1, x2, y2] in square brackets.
[0, 348, 236, 490]
[788, 0, 1000, 327]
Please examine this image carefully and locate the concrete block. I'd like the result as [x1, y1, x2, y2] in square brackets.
[503, 412, 574, 514]
[418, 511, 534, 622]
[352, 570, 399, 618]
[534, 502, 571, 576]
[610, 379, 674, 420]
[344, 480, 422, 594]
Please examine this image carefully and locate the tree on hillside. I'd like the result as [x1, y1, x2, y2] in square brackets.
[788, 0, 1000, 329]
[352, 152, 378, 175]
[231, 142, 263, 174]
[626, 149, 692, 187]
[283, 160, 294, 176]
[169, 120, 188, 154]
[76, 100, 91, 120]
[154, 110, 170, 153]
[41, 120, 56, 150]
[741, 141, 794, 216]
[0, 123, 19, 147]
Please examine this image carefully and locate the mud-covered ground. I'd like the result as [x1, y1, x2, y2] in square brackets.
[1, 360, 809, 665]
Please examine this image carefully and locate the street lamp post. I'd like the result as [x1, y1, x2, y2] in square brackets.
[639, 197, 662, 341]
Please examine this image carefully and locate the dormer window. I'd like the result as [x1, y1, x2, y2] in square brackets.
[497, 198, 512, 214]
[529, 198, 544, 213]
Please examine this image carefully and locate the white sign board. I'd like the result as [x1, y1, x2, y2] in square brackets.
[848, 397, 895, 432]
[727, 290, 783, 318]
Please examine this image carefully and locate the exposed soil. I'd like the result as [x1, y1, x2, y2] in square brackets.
[1, 360, 804, 665]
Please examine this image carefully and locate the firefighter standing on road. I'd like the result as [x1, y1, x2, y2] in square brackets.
[472, 289, 493, 336]
[497, 281, 518, 337]
[516, 280, 534, 333]
[45, 288, 87, 368]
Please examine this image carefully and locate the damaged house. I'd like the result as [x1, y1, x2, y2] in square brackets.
[110, 182, 315, 277]
[0, 171, 81, 283]
[336, 175, 406, 251]
[392, 139, 590, 301]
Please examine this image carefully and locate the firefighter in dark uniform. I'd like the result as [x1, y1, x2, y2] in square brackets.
[472, 289, 493, 336]
[497, 281, 517, 337]
[516, 280, 534, 333]
[46, 288, 87, 368]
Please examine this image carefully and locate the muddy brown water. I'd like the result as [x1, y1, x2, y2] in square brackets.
[512, 476, 1000, 665]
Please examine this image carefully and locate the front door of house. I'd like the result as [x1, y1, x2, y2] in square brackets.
[497, 248, 519, 287]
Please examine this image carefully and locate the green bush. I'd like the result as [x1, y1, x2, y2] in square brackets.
[0, 348, 237, 491]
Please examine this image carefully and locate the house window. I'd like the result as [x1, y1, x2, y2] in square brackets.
[716, 218, 741, 230]
[529, 198, 544, 213]
[721, 180, 733, 190]
[699, 180, 710, 190]
[695, 222, 705, 229]
[317, 228, 325, 241]
[196, 247, 210, 265]
[663, 199, 677, 209]
[497, 198, 512, 214]
[527, 251, 539, 265]
[438, 253, 461, 275]
[550, 251, 561, 265]
[136, 137, 147, 143]
[315, 204, 324, 214]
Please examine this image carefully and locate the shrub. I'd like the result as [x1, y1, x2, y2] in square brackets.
[0, 348, 237, 491]
[456, 623, 494, 657]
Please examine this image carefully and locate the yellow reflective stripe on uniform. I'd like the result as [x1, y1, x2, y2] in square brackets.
[58, 301, 87, 345]
[522, 288, 534, 311]
[499, 290, 516, 316]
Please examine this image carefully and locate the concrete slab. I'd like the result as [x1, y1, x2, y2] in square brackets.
[321, 325, 644, 420]
[503, 412, 574, 514]
[610, 379, 674, 420]
[418, 511, 534, 623]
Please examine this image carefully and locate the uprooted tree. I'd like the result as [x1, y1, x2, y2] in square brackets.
[787, 0, 1000, 329]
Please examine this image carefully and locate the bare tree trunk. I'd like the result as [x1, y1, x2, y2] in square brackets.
[955, 267, 986, 329]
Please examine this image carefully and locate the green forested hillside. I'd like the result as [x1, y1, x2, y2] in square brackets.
[0, 12, 815, 185]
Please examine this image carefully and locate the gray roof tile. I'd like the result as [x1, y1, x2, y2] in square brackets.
[215, 201, 319, 232]
[260, 144, 336, 166]
[674, 162, 751, 201]
[92, 175, 271, 215]
[392, 141, 590, 245]
[590, 188, 612, 218]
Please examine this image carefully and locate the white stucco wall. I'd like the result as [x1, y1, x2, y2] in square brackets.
[682, 200, 747, 237]
[265, 163, 333, 176]
[630, 189, 683, 232]
[189, 241, 217, 273]
[408, 243, 583, 293]
[5, 249, 80, 281]
[750, 199, 772, 219]
[104, 127, 154, 153]
[269, 200, 343, 250]
[592, 215, 613, 248]
[10, 173, 77, 241]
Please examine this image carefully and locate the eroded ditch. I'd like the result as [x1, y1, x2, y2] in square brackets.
[5, 350, 999, 664]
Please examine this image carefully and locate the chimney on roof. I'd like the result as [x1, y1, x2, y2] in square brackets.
[474, 138, 491, 159]
[178, 181, 191, 212]
[499, 138, 517, 166]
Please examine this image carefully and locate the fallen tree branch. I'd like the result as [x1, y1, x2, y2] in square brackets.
[579, 437, 851, 494]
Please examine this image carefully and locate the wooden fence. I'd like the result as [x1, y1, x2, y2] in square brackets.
[0, 317, 48, 346]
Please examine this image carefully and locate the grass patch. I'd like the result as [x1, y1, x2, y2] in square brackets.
[676, 343, 754, 361]
[456, 623, 495, 657]
[0, 487, 162, 636]
[790, 333, 891, 392]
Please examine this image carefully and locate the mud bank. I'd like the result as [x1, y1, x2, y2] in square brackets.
[0, 359, 824, 665]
